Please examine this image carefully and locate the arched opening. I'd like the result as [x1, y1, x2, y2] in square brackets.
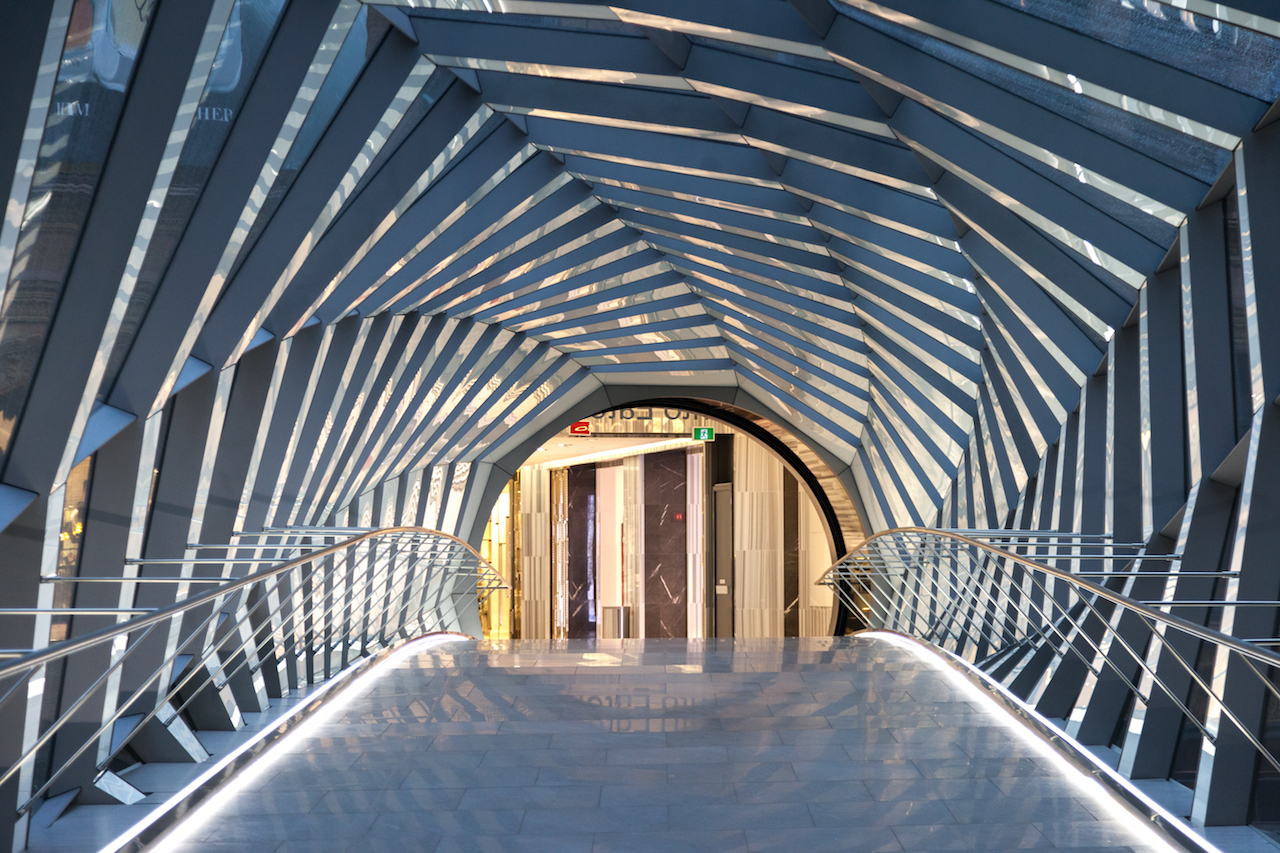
[472, 393, 868, 641]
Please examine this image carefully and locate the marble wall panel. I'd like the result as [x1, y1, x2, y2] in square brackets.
[643, 449, 687, 638]
[551, 468, 567, 638]
[686, 448, 705, 639]
[566, 464, 596, 639]
[622, 455, 644, 636]
[783, 471, 799, 637]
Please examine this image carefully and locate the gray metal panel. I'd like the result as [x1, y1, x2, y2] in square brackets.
[108, 0, 344, 417]
[193, 31, 426, 369]
[2, 0, 218, 494]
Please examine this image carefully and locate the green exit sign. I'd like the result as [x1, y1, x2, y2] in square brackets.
[692, 427, 715, 441]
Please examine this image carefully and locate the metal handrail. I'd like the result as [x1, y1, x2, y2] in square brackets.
[0, 526, 495, 672]
[818, 527, 1280, 779]
[818, 527, 1280, 671]
[0, 526, 507, 818]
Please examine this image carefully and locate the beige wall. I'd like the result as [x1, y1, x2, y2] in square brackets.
[519, 466, 551, 639]
[596, 463, 623, 611]
[733, 436, 784, 638]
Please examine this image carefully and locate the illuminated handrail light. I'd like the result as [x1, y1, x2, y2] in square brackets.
[819, 527, 1280, 846]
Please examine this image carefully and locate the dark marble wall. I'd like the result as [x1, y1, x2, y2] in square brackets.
[644, 450, 687, 638]
[566, 464, 596, 639]
[783, 471, 799, 637]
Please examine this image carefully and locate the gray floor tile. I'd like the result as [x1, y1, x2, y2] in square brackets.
[862, 778, 946, 801]
[826, 713, 942, 730]
[390, 750, 487, 769]
[744, 825, 902, 853]
[591, 829, 749, 853]
[793, 759, 922, 781]
[606, 746, 729, 764]
[667, 761, 797, 784]
[951, 822, 1053, 849]
[930, 778, 1005, 800]
[1032, 819, 1161, 849]
[846, 741, 968, 760]
[292, 734, 435, 753]
[664, 731, 782, 747]
[891, 726, 1010, 744]
[42, 638, 1196, 853]
[890, 823, 970, 851]
[947, 796, 1098, 824]
[733, 780, 870, 804]
[535, 764, 668, 786]
[915, 756, 1049, 779]
[778, 727, 900, 745]
[312, 787, 468, 813]
[402, 766, 541, 788]
[545, 731, 671, 747]
[669, 802, 814, 831]
[808, 798, 957, 827]
[600, 782, 737, 807]
[724, 744, 843, 763]
[430, 734, 553, 751]
[481, 747, 608, 767]
[433, 834, 594, 852]
[192, 812, 378, 841]
[373, 808, 526, 834]
[460, 784, 601, 810]
[267, 751, 366, 771]
[254, 767, 408, 791]
[520, 805, 669, 834]
[210, 789, 327, 815]
[718, 715, 831, 731]
[165, 843, 285, 853]
[277, 835, 441, 853]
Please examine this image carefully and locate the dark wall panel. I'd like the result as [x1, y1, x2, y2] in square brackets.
[783, 470, 799, 638]
[566, 463, 595, 639]
[644, 449, 686, 639]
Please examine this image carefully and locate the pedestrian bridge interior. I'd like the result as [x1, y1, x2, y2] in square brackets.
[1, 0, 1280, 851]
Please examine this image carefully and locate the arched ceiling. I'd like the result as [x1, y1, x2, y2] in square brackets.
[1, 0, 1276, 536]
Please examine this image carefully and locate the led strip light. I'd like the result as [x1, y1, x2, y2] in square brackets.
[97, 633, 469, 853]
[859, 630, 1223, 853]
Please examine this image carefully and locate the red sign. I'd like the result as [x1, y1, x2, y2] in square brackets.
[569, 420, 591, 435]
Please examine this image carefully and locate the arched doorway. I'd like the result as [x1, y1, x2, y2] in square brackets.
[474, 396, 868, 640]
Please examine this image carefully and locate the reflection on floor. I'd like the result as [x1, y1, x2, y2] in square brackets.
[33, 637, 1190, 852]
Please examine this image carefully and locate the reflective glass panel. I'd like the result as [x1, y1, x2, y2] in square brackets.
[223, 6, 386, 284]
[0, 0, 159, 463]
[836, 3, 1233, 185]
[100, 0, 289, 399]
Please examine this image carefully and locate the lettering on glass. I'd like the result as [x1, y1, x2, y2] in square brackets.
[196, 106, 235, 122]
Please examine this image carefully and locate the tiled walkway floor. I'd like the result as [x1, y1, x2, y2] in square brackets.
[74, 637, 1179, 853]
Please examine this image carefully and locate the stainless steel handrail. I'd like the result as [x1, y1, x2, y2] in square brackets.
[0, 526, 507, 817]
[0, 527, 482, 673]
[818, 527, 1280, 778]
[818, 527, 1280, 671]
